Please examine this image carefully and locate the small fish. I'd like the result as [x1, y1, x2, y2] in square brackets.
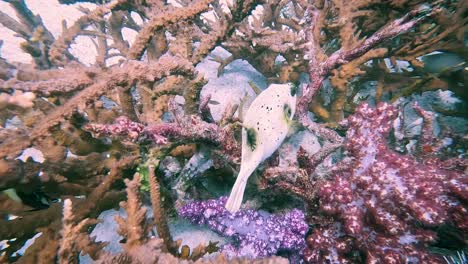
[3, 188, 55, 211]
[422, 52, 465, 73]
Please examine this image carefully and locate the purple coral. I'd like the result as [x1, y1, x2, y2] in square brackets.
[178, 196, 308, 259]
[304, 103, 467, 263]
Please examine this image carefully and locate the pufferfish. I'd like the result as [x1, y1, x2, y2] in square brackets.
[225, 83, 297, 213]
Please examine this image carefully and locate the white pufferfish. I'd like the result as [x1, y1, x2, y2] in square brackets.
[225, 83, 298, 213]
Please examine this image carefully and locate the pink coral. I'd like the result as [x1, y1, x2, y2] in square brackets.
[85, 116, 145, 142]
[84, 115, 240, 162]
[304, 103, 467, 263]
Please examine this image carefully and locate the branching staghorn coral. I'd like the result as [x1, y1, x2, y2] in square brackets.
[0, 0, 56, 69]
[0, 55, 197, 159]
[0, 155, 136, 262]
[59, 199, 106, 263]
[56, 165, 287, 264]
[299, 3, 433, 120]
[56, 173, 170, 264]
[147, 163, 176, 253]
[94, 172, 176, 264]
[311, 0, 466, 122]
[114, 174, 151, 249]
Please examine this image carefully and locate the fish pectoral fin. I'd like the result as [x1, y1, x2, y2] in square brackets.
[287, 120, 302, 136]
[245, 127, 257, 151]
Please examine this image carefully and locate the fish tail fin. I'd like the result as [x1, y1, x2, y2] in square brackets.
[225, 165, 255, 213]
[225, 177, 247, 213]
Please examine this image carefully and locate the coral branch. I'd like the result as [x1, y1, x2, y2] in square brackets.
[85, 114, 240, 162]
[298, 5, 432, 118]
[0, 55, 195, 159]
[49, 0, 127, 65]
[323, 8, 429, 73]
[114, 173, 152, 249]
[0, 11, 30, 37]
[0, 90, 35, 109]
[74, 155, 138, 219]
[58, 199, 105, 264]
[0, 203, 61, 240]
[148, 163, 176, 253]
[261, 166, 316, 202]
[1, 64, 98, 96]
[413, 102, 436, 155]
[128, 0, 213, 60]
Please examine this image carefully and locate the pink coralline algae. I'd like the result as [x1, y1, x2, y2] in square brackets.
[84, 116, 146, 142]
[304, 103, 467, 264]
[178, 196, 309, 260]
[84, 115, 240, 159]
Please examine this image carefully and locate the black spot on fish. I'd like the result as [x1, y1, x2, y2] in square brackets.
[246, 127, 257, 151]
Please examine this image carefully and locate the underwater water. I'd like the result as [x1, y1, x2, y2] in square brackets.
[0, 0, 466, 263]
